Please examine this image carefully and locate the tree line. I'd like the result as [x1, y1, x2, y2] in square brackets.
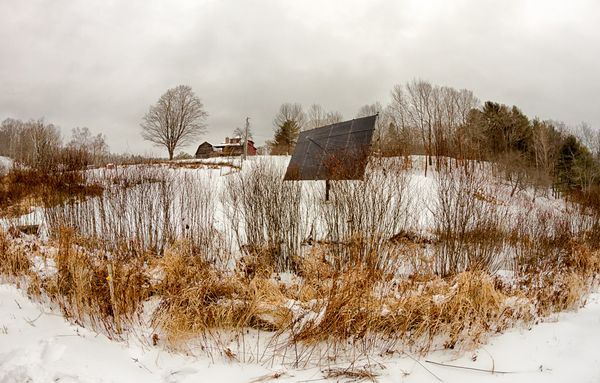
[0, 118, 109, 171]
[3, 80, 598, 200]
[268, 80, 599, 198]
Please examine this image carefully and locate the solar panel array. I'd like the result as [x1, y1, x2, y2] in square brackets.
[283, 115, 377, 181]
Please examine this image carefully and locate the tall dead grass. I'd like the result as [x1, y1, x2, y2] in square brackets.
[41, 228, 151, 334]
[0, 228, 31, 277]
[1, 224, 599, 365]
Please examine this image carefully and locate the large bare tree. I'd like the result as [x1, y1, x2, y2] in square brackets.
[306, 104, 343, 130]
[273, 103, 306, 131]
[141, 85, 208, 160]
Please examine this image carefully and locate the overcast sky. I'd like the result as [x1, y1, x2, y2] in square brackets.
[1, 0, 600, 156]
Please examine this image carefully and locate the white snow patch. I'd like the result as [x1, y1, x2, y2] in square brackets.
[1, 284, 600, 382]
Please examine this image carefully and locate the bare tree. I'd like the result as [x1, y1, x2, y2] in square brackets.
[389, 80, 437, 173]
[324, 110, 343, 125]
[233, 126, 253, 140]
[68, 127, 109, 165]
[0, 118, 62, 168]
[0, 118, 23, 158]
[141, 85, 208, 160]
[389, 81, 481, 167]
[24, 119, 62, 169]
[576, 122, 600, 158]
[273, 103, 306, 131]
[357, 102, 387, 153]
[306, 104, 343, 129]
[307, 104, 327, 130]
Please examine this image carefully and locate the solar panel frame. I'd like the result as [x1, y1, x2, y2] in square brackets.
[283, 115, 377, 181]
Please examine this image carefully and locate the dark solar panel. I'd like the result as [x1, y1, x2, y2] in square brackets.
[284, 115, 377, 181]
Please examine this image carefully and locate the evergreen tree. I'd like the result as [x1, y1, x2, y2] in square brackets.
[269, 120, 300, 155]
[556, 135, 597, 191]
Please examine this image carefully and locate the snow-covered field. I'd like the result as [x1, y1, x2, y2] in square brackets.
[1, 283, 599, 382]
[3, 155, 573, 259]
[0, 155, 597, 382]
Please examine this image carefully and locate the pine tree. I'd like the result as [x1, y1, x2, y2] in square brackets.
[556, 135, 597, 191]
[269, 120, 300, 155]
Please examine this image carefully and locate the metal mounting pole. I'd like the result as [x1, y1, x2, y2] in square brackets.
[243, 117, 249, 161]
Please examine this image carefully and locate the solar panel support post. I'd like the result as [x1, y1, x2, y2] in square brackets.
[325, 180, 331, 201]
[243, 117, 249, 161]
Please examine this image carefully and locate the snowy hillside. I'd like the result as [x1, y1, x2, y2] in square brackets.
[0, 155, 598, 382]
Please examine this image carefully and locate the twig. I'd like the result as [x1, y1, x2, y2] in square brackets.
[403, 352, 443, 382]
[425, 360, 515, 374]
[480, 347, 495, 373]
[248, 370, 289, 383]
[131, 357, 153, 374]
[24, 312, 43, 327]
[14, 299, 22, 309]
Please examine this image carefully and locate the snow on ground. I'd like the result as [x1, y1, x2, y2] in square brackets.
[3, 155, 571, 245]
[0, 157, 12, 176]
[0, 155, 591, 381]
[0, 157, 11, 168]
[1, 283, 599, 383]
[0, 207, 46, 233]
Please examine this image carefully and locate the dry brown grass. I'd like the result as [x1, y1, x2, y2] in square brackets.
[152, 241, 295, 346]
[152, 242, 247, 343]
[0, 168, 103, 216]
[41, 228, 151, 334]
[323, 366, 379, 382]
[0, 228, 31, 277]
[1, 224, 599, 365]
[289, 267, 531, 355]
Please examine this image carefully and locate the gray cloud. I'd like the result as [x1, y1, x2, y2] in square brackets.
[1, 0, 600, 155]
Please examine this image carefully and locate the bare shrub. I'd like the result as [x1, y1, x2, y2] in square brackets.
[432, 163, 509, 275]
[223, 159, 301, 272]
[512, 210, 562, 274]
[0, 166, 102, 217]
[45, 166, 226, 262]
[314, 157, 415, 272]
[175, 172, 230, 267]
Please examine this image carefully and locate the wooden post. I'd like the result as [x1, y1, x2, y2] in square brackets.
[325, 179, 331, 201]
